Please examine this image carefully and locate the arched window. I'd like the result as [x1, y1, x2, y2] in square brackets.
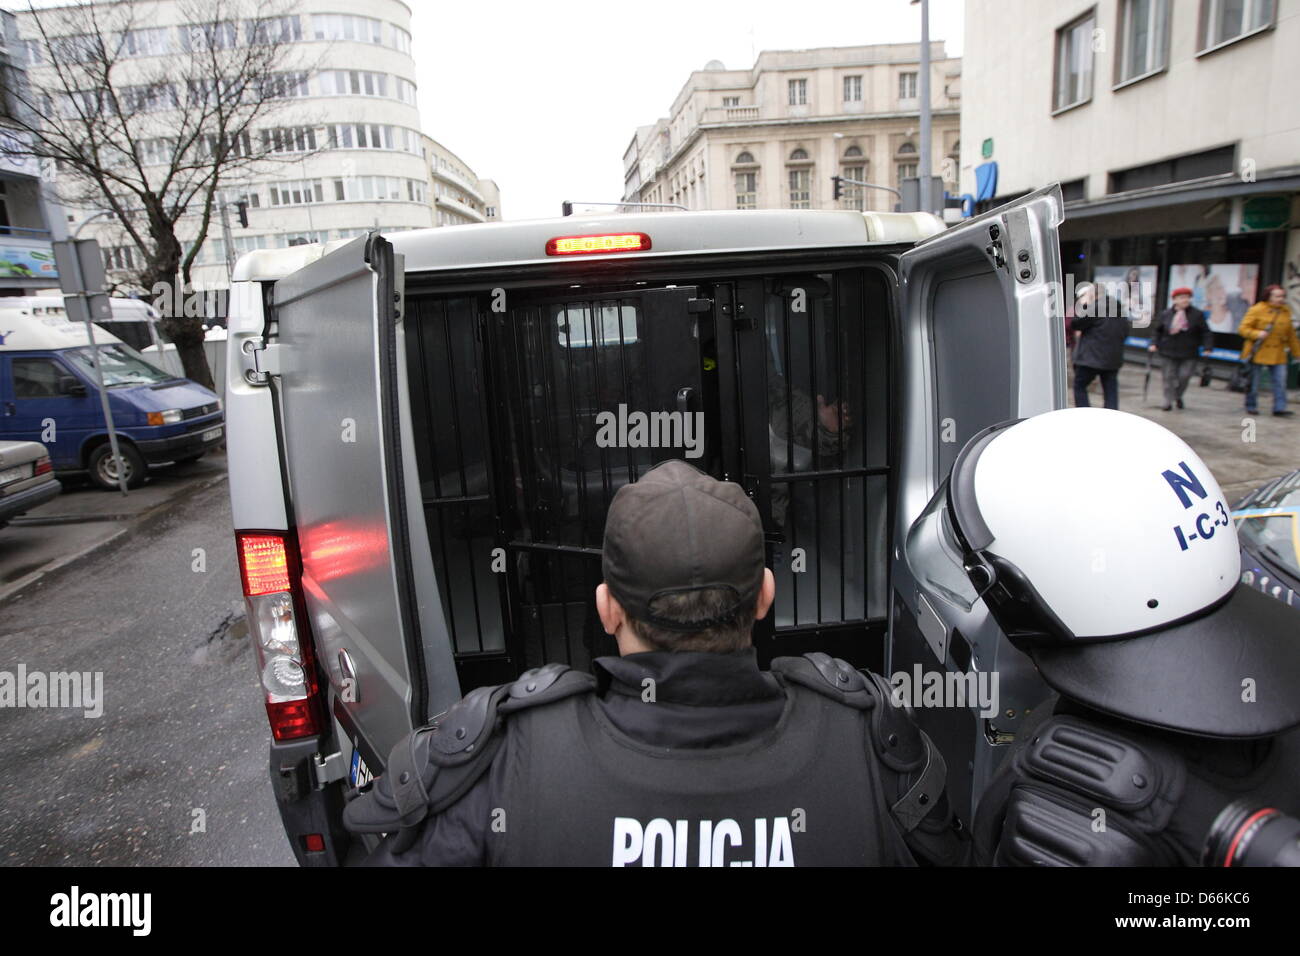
[735, 150, 755, 164]
[789, 148, 809, 161]
[843, 145, 863, 158]
[897, 142, 916, 155]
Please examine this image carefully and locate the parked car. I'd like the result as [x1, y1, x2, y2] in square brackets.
[225, 187, 1066, 864]
[0, 438, 60, 527]
[1233, 469, 1300, 609]
[0, 299, 223, 490]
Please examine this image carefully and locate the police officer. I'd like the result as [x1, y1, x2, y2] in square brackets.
[345, 459, 968, 866]
[905, 407, 1300, 865]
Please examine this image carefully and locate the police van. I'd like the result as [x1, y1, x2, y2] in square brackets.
[225, 186, 1066, 864]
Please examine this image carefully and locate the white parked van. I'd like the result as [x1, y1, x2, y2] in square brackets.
[224, 187, 1066, 864]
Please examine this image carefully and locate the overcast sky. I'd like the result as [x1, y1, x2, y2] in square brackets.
[409, 0, 964, 221]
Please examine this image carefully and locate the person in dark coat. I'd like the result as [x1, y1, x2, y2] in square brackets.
[1071, 281, 1131, 409]
[1148, 286, 1212, 411]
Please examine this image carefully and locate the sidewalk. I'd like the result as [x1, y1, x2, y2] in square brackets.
[1081, 362, 1300, 503]
[0, 452, 228, 603]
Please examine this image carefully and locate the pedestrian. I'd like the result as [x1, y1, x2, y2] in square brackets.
[1149, 286, 1212, 411]
[343, 459, 968, 866]
[1071, 281, 1130, 409]
[1237, 284, 1300, 417]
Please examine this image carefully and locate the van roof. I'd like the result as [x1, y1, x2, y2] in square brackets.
[0, 295, 161, 321]
[0, 309, 126, 351]
[232, 208, 946, 283]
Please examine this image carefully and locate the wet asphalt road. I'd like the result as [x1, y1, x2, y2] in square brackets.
[0, 478, 294, 866]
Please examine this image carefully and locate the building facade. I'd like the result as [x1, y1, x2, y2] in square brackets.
[13, 0, 500, 291]
[624, 44, 961, 214]
[961, 0, 1300, 332]
[0, 10, 59, 295]
[424, 134, 501, 226]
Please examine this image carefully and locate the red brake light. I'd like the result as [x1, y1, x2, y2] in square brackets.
[237, 533, 291, 596]
[34, 457, 52, 476]
[545, 232, 651, 256]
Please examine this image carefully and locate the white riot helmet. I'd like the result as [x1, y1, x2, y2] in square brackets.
[910, 407, 1300, 738]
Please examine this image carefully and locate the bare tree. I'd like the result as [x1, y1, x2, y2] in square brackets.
[2, 0, 317, 388]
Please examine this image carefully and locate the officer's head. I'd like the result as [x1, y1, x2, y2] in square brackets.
[597, 460, 775, 654]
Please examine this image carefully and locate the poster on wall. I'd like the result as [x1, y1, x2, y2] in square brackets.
[1094, 265, 1158, 328]
[1167, 263, 1259, 334]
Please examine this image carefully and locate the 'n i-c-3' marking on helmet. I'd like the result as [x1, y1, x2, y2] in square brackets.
[1163, 461, 1208, 510]
[1174, 501, 1230, 551]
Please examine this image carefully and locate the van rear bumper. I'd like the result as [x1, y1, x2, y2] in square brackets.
[0, 478, 61, 522]
[269, 736, 352, 867]
[135, 417, 225, 463]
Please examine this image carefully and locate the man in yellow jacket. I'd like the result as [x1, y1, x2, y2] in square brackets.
[1238, 284, 1300, 417]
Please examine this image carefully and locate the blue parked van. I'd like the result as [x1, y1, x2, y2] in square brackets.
[0, 297, 223, 489]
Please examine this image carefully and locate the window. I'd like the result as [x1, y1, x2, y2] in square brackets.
[735, 171, 758, 209]
[395, 78, 417, 106]
[843, 75, 862, 102]
[787, 79, 807, 106]
[898, 71, 918, 100]
[1117, 0, 1169, 83]
[261, 71, 310, 99]
[104, 246, 136, 271]
[486, 206, 497, 218]
[320, 70, 389, 97]
[390, 25, 412, 54]
[788, 168, 811, 208]
[247, 15, 303, 45]
[1198, 0, 1275, 51]
[554, 304, 639, 348]
[123, 28, 171, 58]
[896, 162, 918, 186]
[722, 95, 740, 107]
[121, 83, 178, 113]
[67, 345, 171, 386]
[332, 175, 418, 202]
[841, 163, 866, 210]
[843, 145, 863, 158]
[312, 14, 384, 45]
[262, 126, 317, 154]
[1053, 11, 1096, 111]
[268, 179, 324, 206]
[735, 151, 755, 164]
[12, 358, 69, 398]
[24, 39, 43, 65]
[49, 34, 99, 63]
[789, 148, 809, 161]
[180, 21, 238, 52]
[135, 138, 176, 165]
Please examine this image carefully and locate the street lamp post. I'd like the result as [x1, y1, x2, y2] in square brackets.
[912, 0, 933, 213]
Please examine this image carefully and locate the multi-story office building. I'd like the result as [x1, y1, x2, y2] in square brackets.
[14, 0, 500, 290]
[0, 10, 59, 296]
[424, 134, 501, 226]
[961, 0, 1299, 326]
[623, 44, 961, 213]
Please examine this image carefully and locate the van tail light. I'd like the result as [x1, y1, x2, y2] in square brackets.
[236, 531, 322, 740]
[35, 457, 52, 476]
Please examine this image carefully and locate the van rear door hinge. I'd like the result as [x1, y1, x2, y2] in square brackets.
[239, 337, 284, 385]
[311, 751, 347, 789]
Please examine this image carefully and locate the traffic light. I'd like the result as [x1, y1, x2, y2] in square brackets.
[236, 200, 249, 228]
[832, 176, 843, 201]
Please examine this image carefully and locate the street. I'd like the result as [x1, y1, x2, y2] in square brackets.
[0, 472, 293, 866]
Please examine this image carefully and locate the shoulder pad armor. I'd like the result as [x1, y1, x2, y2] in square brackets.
[342, 665, 595, 851]
[771, 652, 874, 708]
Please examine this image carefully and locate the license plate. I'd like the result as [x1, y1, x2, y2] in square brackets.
[0, 463, 32, 484]
[350, 749, 374, 789]
[200, 426, 223, 442]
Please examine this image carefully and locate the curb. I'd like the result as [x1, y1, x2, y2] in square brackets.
[0, 472, 229, 605]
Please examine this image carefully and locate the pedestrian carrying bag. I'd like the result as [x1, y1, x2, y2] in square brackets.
[1231, 314, 1281, 393]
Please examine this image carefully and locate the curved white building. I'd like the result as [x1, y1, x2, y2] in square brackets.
[17, 0, 499, 290]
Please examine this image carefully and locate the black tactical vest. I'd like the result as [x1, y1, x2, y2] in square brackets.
[485, 680, 913, 867]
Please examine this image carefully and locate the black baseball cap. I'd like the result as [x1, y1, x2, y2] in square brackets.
[601, 460, 765, 632]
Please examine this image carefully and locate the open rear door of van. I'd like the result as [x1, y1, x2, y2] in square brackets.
[267, 233, 460, 773]
[890, 185, 1066, 824]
